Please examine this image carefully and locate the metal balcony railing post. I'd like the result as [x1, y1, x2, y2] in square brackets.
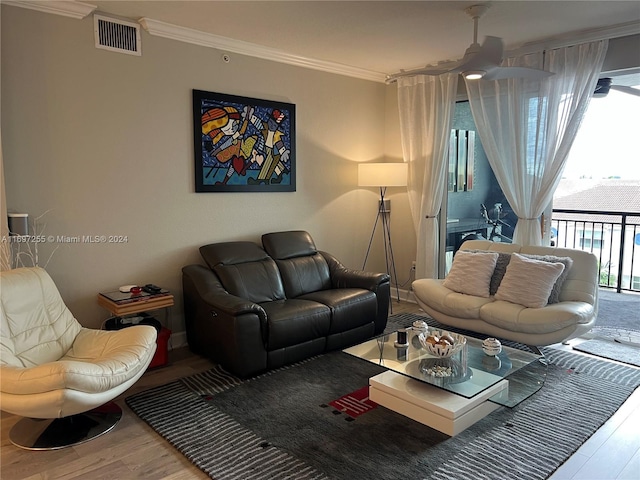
[617, 213, 627, 293]
[551, 208, 639, 294]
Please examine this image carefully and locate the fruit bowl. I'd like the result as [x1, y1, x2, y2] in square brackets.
[418, 330, 467, 358]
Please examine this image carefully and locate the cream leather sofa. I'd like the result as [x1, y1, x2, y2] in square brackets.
[412, 240, 599, 346]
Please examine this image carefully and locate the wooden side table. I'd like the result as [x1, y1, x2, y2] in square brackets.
[97, 292, 175, 318]
[97, 291, 175, 368]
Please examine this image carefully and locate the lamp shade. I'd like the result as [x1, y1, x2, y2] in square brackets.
[358, 163, 408, 187]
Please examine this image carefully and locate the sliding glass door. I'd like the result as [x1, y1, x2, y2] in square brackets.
[439, 101, 515, 276]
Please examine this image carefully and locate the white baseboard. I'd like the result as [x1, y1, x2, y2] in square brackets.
[392, 287, 417, 304]
[168, 330, 188, 350]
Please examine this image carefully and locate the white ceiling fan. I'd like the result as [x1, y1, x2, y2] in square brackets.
[386, 4, 554, 83]
[594, 78, 640, 98]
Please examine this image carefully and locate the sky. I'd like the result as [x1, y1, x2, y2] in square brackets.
[563, 85, 640, 180]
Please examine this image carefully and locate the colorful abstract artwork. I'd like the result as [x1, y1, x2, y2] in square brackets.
[193, 90, 296, 192]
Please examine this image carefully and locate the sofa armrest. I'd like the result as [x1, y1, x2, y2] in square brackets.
[182, 265, 266, 320]
[320, 252, 390, 334]
[182, 265, 269, 376]
[320, 251, 390, 290]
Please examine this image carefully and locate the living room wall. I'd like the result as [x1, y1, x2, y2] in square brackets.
[5, 6, 633, 343]
[1, 5, 410, 340]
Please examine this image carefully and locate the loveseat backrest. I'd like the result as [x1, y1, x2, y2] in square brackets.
[461, 239, 598, 306]
[262, 231, 332, 298]
[521, 245, 598, 305]
[200, 241, 286, 303]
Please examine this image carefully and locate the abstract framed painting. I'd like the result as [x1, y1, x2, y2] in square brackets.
[193, 89, 296, 192]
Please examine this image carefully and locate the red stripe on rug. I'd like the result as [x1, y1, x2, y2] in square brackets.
[329, 386, 378, 418]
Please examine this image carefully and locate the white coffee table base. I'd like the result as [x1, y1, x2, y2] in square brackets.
[369, 371, 508, 436]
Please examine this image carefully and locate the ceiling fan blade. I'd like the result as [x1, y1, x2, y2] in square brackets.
[415, 63, 462, 76]
[610, 85, 640, 97]
[388, 5, 555, 84]
[483, 66, 554, 81]
[478, 36, 504, 65]
[385, 59, 465, 82]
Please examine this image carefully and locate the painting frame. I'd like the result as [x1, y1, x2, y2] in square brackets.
[193, 89, 296, 192]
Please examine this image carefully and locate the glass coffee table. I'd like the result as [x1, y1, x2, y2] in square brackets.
[344, 324, 546, 436]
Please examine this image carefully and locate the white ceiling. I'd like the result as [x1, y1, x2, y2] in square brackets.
[87, 1, 640, 76]
[10, 1, 640, 79]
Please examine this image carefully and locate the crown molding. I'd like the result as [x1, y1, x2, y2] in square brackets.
[5, 3, 635, 83]
[138, 18, 386, 83]
[2, 0, 96, 19]
[509, 21, 640, 56]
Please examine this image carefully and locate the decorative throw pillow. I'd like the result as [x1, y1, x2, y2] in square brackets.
[443, 250, 499, 298]
[489, 252, 512, 296]
[495, 253, 565, 308]
[462, 249, 512, 296]
[522, 254, 574, 304]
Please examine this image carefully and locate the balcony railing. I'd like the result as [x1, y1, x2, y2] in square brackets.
[551, 209, 640, 294]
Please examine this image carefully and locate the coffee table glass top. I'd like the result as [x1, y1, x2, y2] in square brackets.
[344, 325, 546, 407]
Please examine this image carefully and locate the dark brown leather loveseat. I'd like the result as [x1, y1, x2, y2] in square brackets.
[182, 231, 390, 377]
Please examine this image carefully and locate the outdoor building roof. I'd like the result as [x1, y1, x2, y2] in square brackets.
[553, 179, 640, 224]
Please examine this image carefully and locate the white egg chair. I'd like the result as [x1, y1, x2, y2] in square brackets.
[0, 267, 157, 450]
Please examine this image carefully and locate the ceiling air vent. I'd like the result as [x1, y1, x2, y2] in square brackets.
[94, 14, 141, 56]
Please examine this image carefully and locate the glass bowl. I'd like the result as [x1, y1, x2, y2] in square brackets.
[418, 330, 467, 358]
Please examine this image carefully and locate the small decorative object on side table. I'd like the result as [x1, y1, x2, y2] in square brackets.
[412, 319, 428, 332]
[97, 287, 174, 317]
[394, 329, 409, 348]
[482, 337, 502, 356]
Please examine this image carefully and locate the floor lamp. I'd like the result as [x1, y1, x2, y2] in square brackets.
[358, 163, 408, 309]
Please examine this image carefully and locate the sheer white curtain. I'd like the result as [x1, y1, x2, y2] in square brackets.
[465, 40, 608, 245]
[397, 73, 458, 279]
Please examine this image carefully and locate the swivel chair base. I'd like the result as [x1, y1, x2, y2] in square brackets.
[9, 402, 123, 450]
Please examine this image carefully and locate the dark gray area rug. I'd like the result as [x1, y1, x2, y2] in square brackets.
[592, 289, 640, 339]
[573, 338, 640, 367]
[126, 314, 640, 480]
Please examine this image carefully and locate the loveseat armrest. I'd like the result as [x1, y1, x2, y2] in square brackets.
[182, 265, 269, 376]
[182, 265, 266, 320]
[320, 252, 390, 334]
[320, 252, 390, 290]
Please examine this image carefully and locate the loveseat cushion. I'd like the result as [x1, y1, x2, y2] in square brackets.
[262, 230, 317, 259]
[412, 278, 494, 319]
[200, 241, 286, 303]
[201, 241, 268, 267]
[298, 288, 376, 333]
[262, 231, 332, 297]
[480, 300, 595, 334]
[261, 299, 330, 350]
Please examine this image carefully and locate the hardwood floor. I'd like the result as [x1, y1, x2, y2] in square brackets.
[1, 348, 215, 480]
[546, 341, 640, 480]
[1, 301, 638, 479]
